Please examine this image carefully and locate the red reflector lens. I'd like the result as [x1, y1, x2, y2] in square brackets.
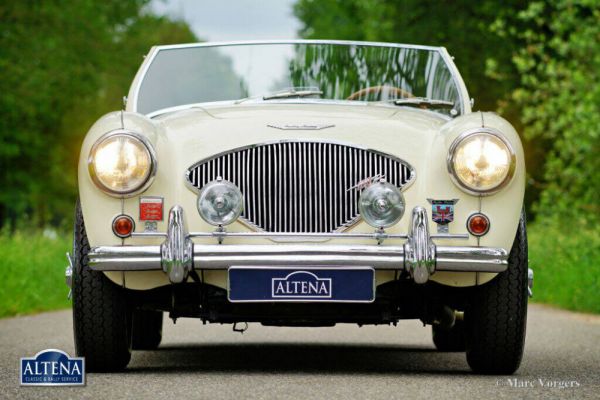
[113, 215, 134, 238]
[467, 214, 490, 236]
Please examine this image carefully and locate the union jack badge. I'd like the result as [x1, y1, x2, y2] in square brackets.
[427, 199, 459, 233]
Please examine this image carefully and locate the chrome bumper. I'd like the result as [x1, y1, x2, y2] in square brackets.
[88, 206, 508, 284]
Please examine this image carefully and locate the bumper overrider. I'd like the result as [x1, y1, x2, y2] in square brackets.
[87, 205, 509, 285]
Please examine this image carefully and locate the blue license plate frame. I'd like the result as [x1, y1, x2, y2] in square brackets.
[228, 266, 375, 303]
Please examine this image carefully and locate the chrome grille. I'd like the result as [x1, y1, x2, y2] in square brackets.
[186, 141, 415, 233]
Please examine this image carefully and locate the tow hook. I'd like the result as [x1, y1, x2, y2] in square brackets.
[65, 252, 74, 299]
[528, 268, 534, 298]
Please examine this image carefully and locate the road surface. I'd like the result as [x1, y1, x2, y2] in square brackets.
[1, 304, 598, 399]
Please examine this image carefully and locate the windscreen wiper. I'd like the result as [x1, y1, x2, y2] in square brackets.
[263, 88, 323, 100]
[392, 97, 455, 110]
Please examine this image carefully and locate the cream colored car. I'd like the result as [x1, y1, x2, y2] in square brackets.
[70, 40, 531, 373]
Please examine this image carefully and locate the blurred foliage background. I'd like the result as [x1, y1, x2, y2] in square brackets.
[0, 0, 598, 315]
[0, 0, 196, 227]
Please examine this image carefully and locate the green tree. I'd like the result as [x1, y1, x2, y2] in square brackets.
[0, 1, 197, 227]
[494, 0, 600, 226]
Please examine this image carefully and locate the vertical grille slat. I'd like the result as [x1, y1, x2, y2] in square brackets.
[277, 143, 282, 232]
[317, 143, 323, 232]
[307, 143, 315, 232]
[302, 142, 308, 232]
[186, 141, 414, 233]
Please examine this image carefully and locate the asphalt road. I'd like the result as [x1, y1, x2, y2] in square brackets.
[1, 304, 599, 399]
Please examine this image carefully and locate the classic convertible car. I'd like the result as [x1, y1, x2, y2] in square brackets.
[69, 40, 532, 373]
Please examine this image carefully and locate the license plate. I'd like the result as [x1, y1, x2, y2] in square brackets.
[228, 267, 375, 303]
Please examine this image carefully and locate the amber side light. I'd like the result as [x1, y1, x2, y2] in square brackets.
[112, 215, 135, 238]
[467, 213, 490, 236]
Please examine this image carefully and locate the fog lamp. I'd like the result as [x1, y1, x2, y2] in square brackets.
[359, 180, 405, 228]
[197, 178, 243, 226]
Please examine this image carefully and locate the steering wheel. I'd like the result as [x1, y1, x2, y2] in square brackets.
[346, 85, 414, 101]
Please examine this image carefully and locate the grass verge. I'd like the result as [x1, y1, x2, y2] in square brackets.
[528, 223, 600, 314]
[0, 231, 71, 318]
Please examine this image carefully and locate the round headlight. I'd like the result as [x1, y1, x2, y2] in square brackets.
[197, 178, 243, 226]
[359, 180, 405, 228]
[88, 131, 156, 196]
[448, 129, 515, 195]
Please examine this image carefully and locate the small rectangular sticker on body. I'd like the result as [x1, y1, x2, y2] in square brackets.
[139, 197, 163, 221]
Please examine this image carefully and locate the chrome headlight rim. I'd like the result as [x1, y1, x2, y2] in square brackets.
[88, 129, 158, 198]
[447, 127, 516, 196]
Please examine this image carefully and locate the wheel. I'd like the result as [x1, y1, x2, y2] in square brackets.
[465, 211, 528, 374]
[432, 320, 466, 352]
[72, 200, 132, 371]
[132, 310, 163, 350]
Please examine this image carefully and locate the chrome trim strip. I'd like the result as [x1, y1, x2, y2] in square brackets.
[446, 127, 517, 196]
[131, 231, 468, 240]
[155, 39, 443, 52]
[134, 229, 467, 240]
[438, 46, 469, 115]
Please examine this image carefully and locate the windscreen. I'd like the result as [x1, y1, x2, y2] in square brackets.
[136, 42, 461, 116]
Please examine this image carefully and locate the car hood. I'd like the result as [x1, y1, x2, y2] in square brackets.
[152, 103, 450, 169]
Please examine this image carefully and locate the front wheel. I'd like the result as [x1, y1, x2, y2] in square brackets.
[465, 212, 528, 374]
[72, 200, 132, 371]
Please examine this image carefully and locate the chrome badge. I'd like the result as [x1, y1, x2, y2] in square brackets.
[346, 174, 386, 192]
[427, 199, 459, 233]
[267, 123, 335, 130]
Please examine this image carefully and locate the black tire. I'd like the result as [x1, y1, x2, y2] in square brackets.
[432, 320, 466, 352]
[465, 211, 528, 374]
[132, 310, 163, 350]
[72, 200, 132, 371]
